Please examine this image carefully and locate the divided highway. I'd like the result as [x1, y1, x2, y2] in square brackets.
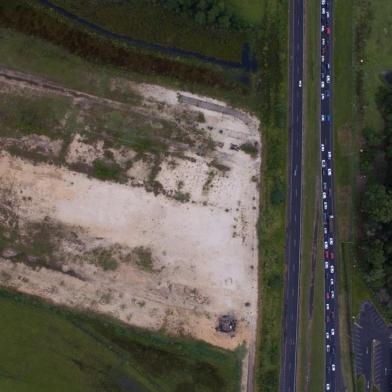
[319, 1, 341, 391]
[280, 0, 304, 390]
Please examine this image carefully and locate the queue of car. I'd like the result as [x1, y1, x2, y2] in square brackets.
[320, 0, 337, 391]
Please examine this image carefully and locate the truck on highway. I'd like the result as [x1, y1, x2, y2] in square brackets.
[328, 214, 334, 232]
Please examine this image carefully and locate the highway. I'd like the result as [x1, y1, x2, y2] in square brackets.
[280, 0, 304, 389]
[319, 1, 341, 391]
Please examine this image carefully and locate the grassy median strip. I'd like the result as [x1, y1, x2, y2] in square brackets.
[296, 0, 324, 388]
[333, 0, 360, 390]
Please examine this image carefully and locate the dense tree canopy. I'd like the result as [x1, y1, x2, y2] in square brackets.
[360, 83, 392, 301]
[150, 0, 248, 30]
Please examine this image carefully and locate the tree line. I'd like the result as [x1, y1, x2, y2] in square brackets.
[359, 82, 392, 305]
[149, 0, 248, 30]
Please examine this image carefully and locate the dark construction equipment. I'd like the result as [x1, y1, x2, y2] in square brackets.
[217, 315, 236, 333]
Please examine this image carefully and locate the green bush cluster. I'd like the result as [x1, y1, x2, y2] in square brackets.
[152, 0, 248, 30]
[359, 84, 392, 301]
[92, 158, 123, 181]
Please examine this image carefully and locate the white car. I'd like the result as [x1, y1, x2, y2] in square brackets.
[331, 328, 335, 336]
[324, 227, 328, 234]
[331, 290, 335, 299]
[322, 7, 325, 14]
[321, 114, 325, 121]
[327, 63, 330, 70]
[322, 160, 326, 168]
[329, 237, 333, 245]
[321, 25, 325, 32]
[332, 364, 336, 372]
[326, 332, 330, 339]
[326, 344, 330, 352]
[326, 75, 331, 83]
[326, 384, 330, 391]
[330, 278, 334, 285]
[328, 168, 332, 176]
[321, 55, 325, 62]
[324, 201, 328, 210]
[322, 0, 326, 4]
[330, 265, 334, 274]
[321, 81, 325, 88]
[324, 241, 329, 250]
[321, 93, 325, 100]
[326, 11, 330, 18]
[299, 80, 302, 87]
[323, 192, 327, 199]
[325, 261, 329, 269]
[326, 303, 330, 310]
[322, 38, 326, 46]
[321, 143, 325, 151]
[328, 151, 332, 159]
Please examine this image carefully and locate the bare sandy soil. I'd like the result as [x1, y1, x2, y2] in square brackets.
[0, 73, 260, 355]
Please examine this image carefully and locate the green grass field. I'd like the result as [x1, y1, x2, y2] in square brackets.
[361, 0, 392, 129]
[0, 289, 241, 392]
[226, 0, 264, 25]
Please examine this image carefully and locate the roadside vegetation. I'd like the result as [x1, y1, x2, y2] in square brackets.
[333, 0, 392, 389]
[0, 288, 241, 392]
[254, 1, 288, 390]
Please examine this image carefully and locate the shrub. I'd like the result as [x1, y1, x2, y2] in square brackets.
[92, 159, 122, 181]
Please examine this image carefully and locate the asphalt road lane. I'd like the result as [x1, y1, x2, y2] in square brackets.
[320, 1, 344, 391]
[280, 0, 304, 390]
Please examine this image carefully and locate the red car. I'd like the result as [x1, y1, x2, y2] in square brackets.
[326, 27, 331, 34]
[325, 250, 330, 259]
[326, 292, 330, 300]
[330, 252, 335, 260]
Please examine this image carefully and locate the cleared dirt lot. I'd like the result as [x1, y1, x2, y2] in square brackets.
[0, 70, 260, 351]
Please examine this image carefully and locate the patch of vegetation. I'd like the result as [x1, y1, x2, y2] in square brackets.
[203, 170, 216, 192]
[240, 141, 258, 157]
[92, 158, 123, 182]
[0, 92, 71, 139]
[132, 246, 154, 272]
[197, 111, 206, 123]
[154, 0, 249, 30]
[209, 159, 230, 172]
[93, 249, 119, 272]
[0, 287, 241, 392]
[174, 190, 191, 203]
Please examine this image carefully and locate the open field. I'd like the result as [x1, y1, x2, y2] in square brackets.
[0, 288, 241, 392]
